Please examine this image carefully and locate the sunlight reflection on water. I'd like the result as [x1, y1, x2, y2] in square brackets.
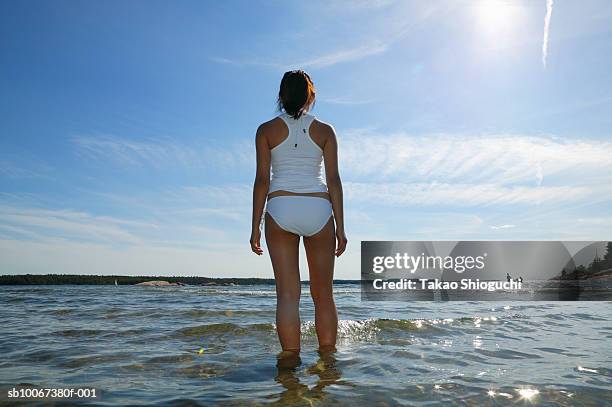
[1, 285, 610, 405]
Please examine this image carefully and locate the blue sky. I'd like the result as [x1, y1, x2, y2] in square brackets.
[1, 0, 611, 279]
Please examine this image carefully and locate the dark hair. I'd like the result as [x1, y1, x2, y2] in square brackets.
[276, 69, 316, 120]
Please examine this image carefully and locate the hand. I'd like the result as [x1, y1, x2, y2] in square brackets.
[335, 228, 347, 257]
[250, 228, 263, 255]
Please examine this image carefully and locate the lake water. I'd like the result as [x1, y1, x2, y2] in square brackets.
[1, 285, 611, 406]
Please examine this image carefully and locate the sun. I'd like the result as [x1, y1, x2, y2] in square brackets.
[477, 0, 519, 32]
[474, 0, 523, 48]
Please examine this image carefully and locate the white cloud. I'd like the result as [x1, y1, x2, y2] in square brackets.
[69, 130, 612, 212]
[71, 134, 252, 171]
[490, 224, 516, 230]
[0, 199, 248, 254]
[210, 42, 389, 70]
[297, 42, 389, 69]
[344, 182, 591, 207]
[338, 131, 612, 209]
[340, 131, 612, 187]
[72, 134, 198, 169]
[0, 206, 151, 245]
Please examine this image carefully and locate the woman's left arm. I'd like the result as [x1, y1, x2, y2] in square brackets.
[322, 123, 347, 257]
[250, 124, 271, 255]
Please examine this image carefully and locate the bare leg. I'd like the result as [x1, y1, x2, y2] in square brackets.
[303, 216, 338, 350]
[265, 212, 302, 353]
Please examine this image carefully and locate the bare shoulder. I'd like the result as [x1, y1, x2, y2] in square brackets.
[312, 117, 336, 135]
[256, 116, 280, 135]
[256, 116, 285, 145]
[311, 117, 337, 148]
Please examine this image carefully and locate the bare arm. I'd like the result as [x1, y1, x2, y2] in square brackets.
[323, 124, 347, 257]
[250, 124, 271, 255]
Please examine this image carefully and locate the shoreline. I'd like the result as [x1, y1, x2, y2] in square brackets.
[0, 274, 361, 286]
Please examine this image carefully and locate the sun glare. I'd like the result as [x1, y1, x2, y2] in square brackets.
[477, 0, 519, 32]
[473, 0, 522, 50]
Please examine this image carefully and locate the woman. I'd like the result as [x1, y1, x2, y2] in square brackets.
[250, 70, 347, 358]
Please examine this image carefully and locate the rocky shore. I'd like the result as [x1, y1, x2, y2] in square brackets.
[135, 280, 186, 287]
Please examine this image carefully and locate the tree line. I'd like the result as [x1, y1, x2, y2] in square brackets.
[561, 242, 612, 279]
[0, 274, 361, 285]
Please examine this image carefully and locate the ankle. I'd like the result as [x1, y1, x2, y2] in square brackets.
[279, 348, 300, 357]
[317, 344, 337, 354]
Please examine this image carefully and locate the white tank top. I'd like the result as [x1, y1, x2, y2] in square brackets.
[269, 111, 327, 194]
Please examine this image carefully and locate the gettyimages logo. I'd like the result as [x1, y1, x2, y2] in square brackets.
[372, 252, 487, 274]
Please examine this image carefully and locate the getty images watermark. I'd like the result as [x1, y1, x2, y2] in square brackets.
[370, 251, 522, 292]
[361, 241, 612, 301]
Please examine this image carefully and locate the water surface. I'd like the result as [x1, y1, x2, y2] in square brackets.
[1, 285, 611, 406]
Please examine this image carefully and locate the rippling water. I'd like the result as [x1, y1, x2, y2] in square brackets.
[1, 285, 611, 406]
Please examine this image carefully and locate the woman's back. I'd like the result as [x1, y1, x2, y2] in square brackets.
[269, 111, 327, 194]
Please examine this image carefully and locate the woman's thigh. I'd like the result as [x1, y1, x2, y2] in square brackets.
[303, 216, 335, 294]
[265, 212, 301, 296]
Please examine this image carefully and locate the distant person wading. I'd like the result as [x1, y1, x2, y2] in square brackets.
[250, 70, 347, 361]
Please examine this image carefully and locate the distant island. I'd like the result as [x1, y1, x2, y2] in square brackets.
[0, 274, 361, 286]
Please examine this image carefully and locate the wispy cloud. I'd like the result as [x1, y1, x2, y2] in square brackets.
[0, 162, 40, 178]
[0, 160, 54, 180]
[210, 42, 389, 70]
[72, 135, 193, 168]
[71, 135, 252, 171]
[71, 130, 612, 212]
[318, 95, 378, 105]
[298, 42, 390, 69]
[344, 182, 591, 207]
[323, 0, 396, 13]
[0, 206, 152, 245]
[162, 184, 252, 223]
[179, 184, 252, 207]
[0, 200, 243, 251]
[210, 2, 440, 70]
[337, 130, 612, 211]
[72, 130, 612, 211]
[490, 224, 516, 230]
[0, 195, 269, 277]
[340, 131, 612, 187]
[542, 0, 554, 68]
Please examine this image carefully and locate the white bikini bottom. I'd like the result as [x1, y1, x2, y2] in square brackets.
[265, 196, 333, 237]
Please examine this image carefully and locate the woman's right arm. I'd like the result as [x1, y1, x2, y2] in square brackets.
[250, 124, 271, 255]
[323, 124, 347, 257]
